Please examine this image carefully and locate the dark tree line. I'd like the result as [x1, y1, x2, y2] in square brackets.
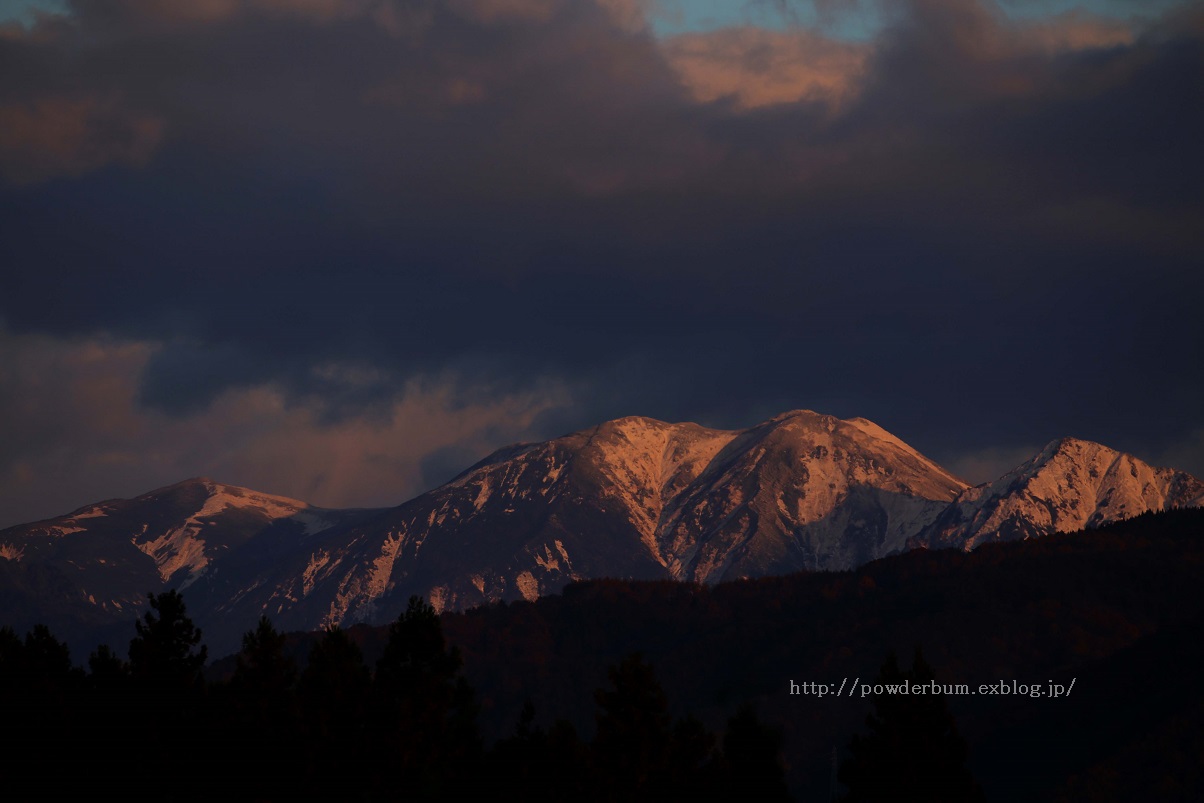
[6, 509, 1198, 801]
[0, 591, 794, 802]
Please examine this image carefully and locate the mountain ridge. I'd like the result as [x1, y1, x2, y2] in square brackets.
[1, 410, 1200, 658]
[909, 435, 1204, 552]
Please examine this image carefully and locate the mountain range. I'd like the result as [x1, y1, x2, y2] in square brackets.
[2, 410, 1201, 658]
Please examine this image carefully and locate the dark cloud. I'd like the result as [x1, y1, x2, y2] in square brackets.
[2, 0, 1202, 517]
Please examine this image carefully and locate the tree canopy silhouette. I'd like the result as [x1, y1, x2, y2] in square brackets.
[232, 614, 297, 702]
[719, 703, 792, 801]
[838, 648, 985, 803]
[298, 624, 372, 798]
[128, 589, 207, 688]
[370, 595, 481, 800]
[592, 651, 675, 799]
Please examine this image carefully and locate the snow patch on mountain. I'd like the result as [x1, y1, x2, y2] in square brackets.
[429, 585, 449, 613]
[515, 571, 540, 601]
[367, 533, 403, 599]
[534, 540, 573, 574]
[302, 550, 334, 596]
[136, 525, 211, 587]
[132, 480, 321, 586]
[68, 506, 109, 520]
[473, 476, 494, 510]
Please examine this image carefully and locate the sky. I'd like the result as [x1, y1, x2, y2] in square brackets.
[1, 0, 1202, 528]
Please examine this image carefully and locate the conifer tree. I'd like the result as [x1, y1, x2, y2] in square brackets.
[87, 644, 129, 688]
[487, 700, 594, 803]
[592, 651, 674, 801]
[128, 589, 208, 688]
[228, 615, 301, 802]
[1, 626, 84, 798]
[370, 595, 481, 800]
[298, 625, 372, 800]
[21, 624, 75, 684]
[720, 703, 792, 801]
[232, 615, 297, 702]
[125, 590, 210, 799]
[84, 643, 133, 797]
[838, 648, 985, 803]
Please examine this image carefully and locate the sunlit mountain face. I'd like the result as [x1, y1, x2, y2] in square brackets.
[2, 410, 1199, 659]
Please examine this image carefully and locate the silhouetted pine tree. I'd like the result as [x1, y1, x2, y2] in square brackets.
[591, 651, 678, 801]
[0, 626, 27, 793]
[838, 649, 985, 803]
[234, 616, 297, 688]
[486, 701, 594, 803]
[87, 643, 129, 689]
[128, 589, 208, 689]
[0, 625, 85, 799]
[226, 615, 302, 801]
[126, 590, 211, 801]
[298, 625, 372, 802]
[667, 713, 724, 800]
[83, 643, 133, 798]
[719, 703, 792, 801]
[369, 595, 481, 800]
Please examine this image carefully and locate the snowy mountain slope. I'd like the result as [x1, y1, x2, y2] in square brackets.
[188, 416, 744, 648]
[656, 411, 968, 581]
[0, 479, 381, 640]
[2, 415, 1201, 660]
[190, 410, 968, 657]
[909, 437, 1204, 551]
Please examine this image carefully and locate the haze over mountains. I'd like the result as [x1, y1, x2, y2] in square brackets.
[2, 410, 1201, 659]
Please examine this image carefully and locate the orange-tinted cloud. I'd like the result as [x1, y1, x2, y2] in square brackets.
[1019, 11, 1134, 54]
[0, 327, 574, 527]
[446, 0, 561, 24]
[663, 26, 870, 109]
[0, 95, 163, 183]
[68, 0, 384, 28]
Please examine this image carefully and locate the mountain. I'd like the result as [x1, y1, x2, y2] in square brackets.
[909, 437, 1204, 551]
[1, 411, 1200, 660]
[191, 410, 966, 651]
[658, 412, 966, 580]
[0, 479, 383, 654]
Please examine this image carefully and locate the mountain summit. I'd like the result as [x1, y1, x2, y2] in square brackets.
[1, 413, 1200, 658]
[910, 437, 1204, 551]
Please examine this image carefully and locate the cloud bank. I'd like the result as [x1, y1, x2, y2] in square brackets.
[1, 0, 1201, 524]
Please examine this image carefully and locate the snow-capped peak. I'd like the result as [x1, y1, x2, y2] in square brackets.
[912, 437, 1204, 551]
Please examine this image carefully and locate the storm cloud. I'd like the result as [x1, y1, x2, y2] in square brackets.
[2, 0, 1201, 525]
